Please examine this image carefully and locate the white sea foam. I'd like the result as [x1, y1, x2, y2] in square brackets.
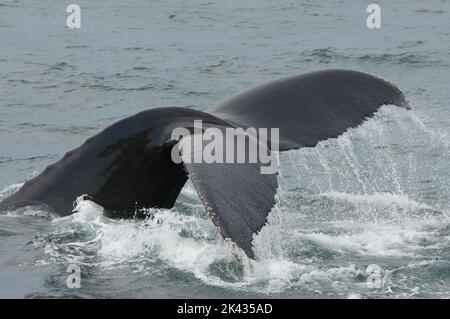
[51, 197, 230, 274]
[36, 182, 449, 295]
[40, 197, 349, 293]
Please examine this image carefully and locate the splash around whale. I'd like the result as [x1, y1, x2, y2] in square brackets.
[0, 69, 410, 259]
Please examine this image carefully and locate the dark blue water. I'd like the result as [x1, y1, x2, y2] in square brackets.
[1, 0, 450, 298]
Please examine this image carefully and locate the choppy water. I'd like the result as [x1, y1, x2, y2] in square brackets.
[1, 0, 450, 298]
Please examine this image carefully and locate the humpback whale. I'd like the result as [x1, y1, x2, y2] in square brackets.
[0, 69, 409, 259]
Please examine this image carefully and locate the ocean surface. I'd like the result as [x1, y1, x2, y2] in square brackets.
[1, 0, 450, 298]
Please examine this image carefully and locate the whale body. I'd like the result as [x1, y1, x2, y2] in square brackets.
[0, 69, 409, 258]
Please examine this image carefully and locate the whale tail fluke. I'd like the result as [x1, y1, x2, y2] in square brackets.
[0, 69, 409, 259]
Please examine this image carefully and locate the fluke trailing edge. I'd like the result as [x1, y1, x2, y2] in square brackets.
[0, 69, 409, 259]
